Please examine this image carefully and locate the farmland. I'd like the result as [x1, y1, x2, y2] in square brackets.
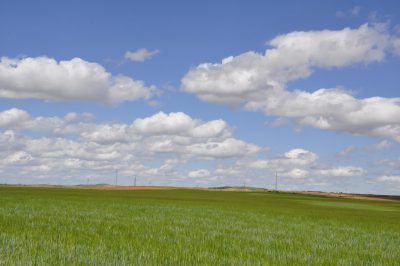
[0, 186, 399, 265]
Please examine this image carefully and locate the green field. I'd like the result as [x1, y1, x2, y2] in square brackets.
[0, 186, 399, 265]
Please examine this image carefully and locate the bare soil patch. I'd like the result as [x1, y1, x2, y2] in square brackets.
[84, 185, 177, 190]
[298, 191, 400, 202]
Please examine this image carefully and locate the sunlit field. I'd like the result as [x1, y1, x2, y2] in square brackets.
[0, 186, 399, 265]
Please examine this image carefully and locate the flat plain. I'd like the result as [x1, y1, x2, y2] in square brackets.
[0, 186, 399, 265]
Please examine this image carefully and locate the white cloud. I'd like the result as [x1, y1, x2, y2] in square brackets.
[132, 112, 196, 135]
[0, 121, 382, 193]
[131, 111, 231, 139]
[284, 149, 318, 165]
[247, 148, 318, 172]
[188, 169, 210, 178]
[368, 140, 392, 150]
[2, 151, 33, 164]
[244, 148, 365, 180]
[0, 109, 262, 185]
[191, 120, 230, 138]
[315, 166, 364, 177]
[124, 48, 160, 62]
[377, 159, 400, 169]
[0, 108, 99, 136]
[187, 138, 260, 159]
[0, 108, 30, 127]
[0, 56, 157, 104]
[182, 24, 390, 105]
[284, 168, 309, 178]
[80, 124, 131, 144]
[64, 112, 94, 122]
[214, 165, 243, 178]
[181, 24, 400, 142]
[377, 175, 400, 183]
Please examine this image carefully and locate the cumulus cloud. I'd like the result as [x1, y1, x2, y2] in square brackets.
[187, 138, 260, 159]
[188, 169, 210, 178]
[0, 56, 157, 104]
[248, 148, 318, 171]
[0, 108, 383, 190]
[0, 109, 263, 184]
[80, 124, 131, 144]
[0, 108, 235, 148]
[315, 166, 364, 177]
[182, 24, 390, 105]
[132, 112, 196, 135]
[377, 175, 400, 183]
[0, 108, 97, 136]
[376, 159, 400, 169]
[131, 111, 231, 139]
[284, 168, 309, 178]
[2, 151, 33, 164]
[124, 48, 160, 62]
[181, 24, 400, 142]
[377, 175, 400, 191]
[243, 148, 364, 180]
[0, 108, 30, 127]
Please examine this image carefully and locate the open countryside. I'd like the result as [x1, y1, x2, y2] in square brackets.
[1, 186, 399, 265]
[1, 1, 400, 264]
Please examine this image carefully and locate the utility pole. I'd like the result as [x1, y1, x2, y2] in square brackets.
[133, 175, 136, 190]
[115, 169, 118, 186]
[275, 171, 278, 191]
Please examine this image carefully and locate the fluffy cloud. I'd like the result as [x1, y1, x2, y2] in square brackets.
[377, 175, 400, 183]
[2, 151, 33, 165]
[181, 24, 400, 142]
[276, 92, 400, 142]
[0, 109, 262, 184]
[131, 111, 231, 139]
[0, 108, 95, 135]
[315, 166, 364, 177]
[0, 108, 30, 127]
[248, 148, 318, 171]
[124, 48, 160, 62]
[243, 148, 365, 180]
[188, 169, 210, 178]
[0, 56, 157, 104]
[0, 109, 231, 146]
[132, 112, 196, 135]
[284, 168, 309, 178]
[376, 159, 400, 169]
[0, 108, 382, 190]
[182, 24, 390, 105]
[187, 138, 260, 159]
[80, 124, 131, 144]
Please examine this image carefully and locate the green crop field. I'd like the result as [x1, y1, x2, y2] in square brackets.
[0, 186, 399, 265]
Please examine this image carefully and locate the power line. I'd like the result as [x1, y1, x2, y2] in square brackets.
[275, 171, 278, 191]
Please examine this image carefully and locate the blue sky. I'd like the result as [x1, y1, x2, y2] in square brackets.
[1, 1, 400, 194]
